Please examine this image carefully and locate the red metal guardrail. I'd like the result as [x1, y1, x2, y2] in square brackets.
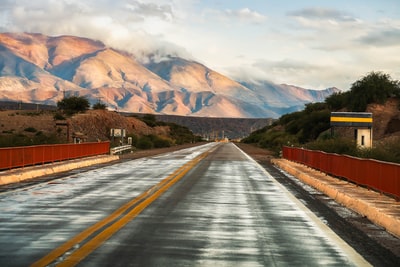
[282, 146, 400, 199]
[0, 142, 110, 170]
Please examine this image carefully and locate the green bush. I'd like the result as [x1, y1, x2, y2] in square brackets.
[136, 136, 153, 150]
[53, 112, 66, 120]
[153, 137, 171, 148]
[167, 123, 194, 145]
[305, 137, 400, 163]
[0, 133, 61, 147]
[325, 91, 351, 111]
[258, 130, 298, 155]
[127, 134, 139, 147]
[24, 111, 42, 116]
[24, 127, 37, 133]
[140, 114, 158, 127]
[305, 138, 358, 155]
[241, 126, 270, 144]
[357, 138, 400, 163]
[92, 102, 107, 110]
[57, 96, 90, 115]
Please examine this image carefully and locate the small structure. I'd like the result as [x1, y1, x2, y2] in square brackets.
[110, 128, 126, 145]
[55, 120, 69, 142]
[330, 112, 373, 148]
[72, 132, 87, 143]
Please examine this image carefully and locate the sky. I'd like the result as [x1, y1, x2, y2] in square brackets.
[0, 0, 399, 90]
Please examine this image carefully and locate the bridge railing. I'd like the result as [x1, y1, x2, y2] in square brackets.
[282, 146, 400, 199]
[0, 142, 110, 170]
[110, 145, 133, 155]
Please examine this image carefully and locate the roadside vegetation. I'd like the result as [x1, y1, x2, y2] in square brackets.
[242, 71, 400, 163]
[132, 114, 202, 149]
[0, 131, 60, 147]
[0, 110, 61, 147]
[0, 97, 201, 149]
[57, 95, 90, 116]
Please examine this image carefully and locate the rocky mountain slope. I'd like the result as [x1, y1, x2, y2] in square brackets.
[0, 32, 339, 118]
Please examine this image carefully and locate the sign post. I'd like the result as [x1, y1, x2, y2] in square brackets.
[330, 112, 373, 148]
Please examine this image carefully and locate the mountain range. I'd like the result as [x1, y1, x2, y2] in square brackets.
[0, 32, 339, 118]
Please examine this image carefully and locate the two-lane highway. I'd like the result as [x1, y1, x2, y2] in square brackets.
[0, 142, 370, 266]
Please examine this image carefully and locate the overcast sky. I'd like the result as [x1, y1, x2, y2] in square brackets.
[1, 0, 399, 90]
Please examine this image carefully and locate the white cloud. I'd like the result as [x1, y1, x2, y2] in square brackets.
[0, 1, 399, 91]
[224, 8, 267, 24]
[200, 7, 267, 25]
[358, 28, 400, 47]
[287, 7, 363, 32]
[0, 0, 192, 61]
[125, 1, 174, 21]
[288, 7, 359, 22]
[230, 59, 340, 90]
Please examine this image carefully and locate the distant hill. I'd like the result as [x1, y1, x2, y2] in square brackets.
[0, 32, 339, 118]
[154, 114, 274, 140]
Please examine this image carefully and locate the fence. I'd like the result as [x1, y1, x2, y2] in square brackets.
[0, 142, 110, 170]
[282, 146, 400, 199]
[110, 145, 133, 155]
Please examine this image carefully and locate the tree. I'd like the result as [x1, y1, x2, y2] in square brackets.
[57, 96, 90, 115]
[325, 91, 350, 111]
[348, 71, 400, 111]
[141, 114, 158, 127]
[92, 102, 107, 110]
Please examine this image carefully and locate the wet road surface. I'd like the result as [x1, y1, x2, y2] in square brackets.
[0, 142, 370, 266]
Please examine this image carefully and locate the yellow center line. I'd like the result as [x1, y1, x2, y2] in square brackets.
[31, 151, 209, 267]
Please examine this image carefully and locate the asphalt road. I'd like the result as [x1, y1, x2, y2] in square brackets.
[0, 142, 371, 266]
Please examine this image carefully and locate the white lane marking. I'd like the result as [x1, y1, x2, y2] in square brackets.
[234, 143, 372, 267]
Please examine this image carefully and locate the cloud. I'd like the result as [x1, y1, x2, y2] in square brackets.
[6, 0, 176, 31]
[254, 59, 319, 72]
[224, 8, 267, 24]
[287, 7, 363, 31]
[0, 0, 191, 61]
[125, 1, 175, 21]
[288, 7, 359, 22]
[201, 7, 267, 25]
[237, 59, 353, 90]
[1, 1, 398, 91]
[358, 28, 400, 47]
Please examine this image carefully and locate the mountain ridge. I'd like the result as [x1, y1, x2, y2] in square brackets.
[0, 32, 340, 118]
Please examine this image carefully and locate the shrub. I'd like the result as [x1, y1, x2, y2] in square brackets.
[358, 138, 400, 163]
[126, 134, 139, 147]
[167, 123, 194, 145]
[93, 102, 107, 110]
[140, 114, 158, 127]
[54, 112, 66, 120]
[57, 96, 90, 115]
[0, 132, 60, 147]
[24, 127, 37, 133]
[153, 137, 171, 148]
[305, 137, 358, 155]
[136, 136, 153, 149]
[258, 130, 298, 155]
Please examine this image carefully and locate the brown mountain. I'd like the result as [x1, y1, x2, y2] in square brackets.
[0, 32, 339, 118]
